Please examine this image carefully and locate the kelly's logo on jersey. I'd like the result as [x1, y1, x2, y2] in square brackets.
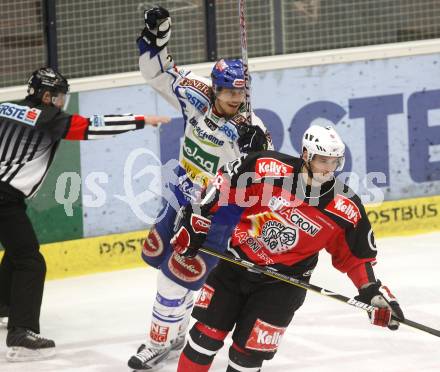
[0, 103, 41, 126]
[325, 194, 361, 226]
[255, 158, 293, 180]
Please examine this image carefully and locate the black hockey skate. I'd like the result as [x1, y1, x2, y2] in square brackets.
[128, 336, 185, 370]
[6, 327, 56, 362]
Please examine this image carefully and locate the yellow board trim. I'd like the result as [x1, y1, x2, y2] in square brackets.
[365, 194, 440, 237]
[43, 230, 149, 280]
[0, 230, 148, 280]
[0, 194, 439, 280]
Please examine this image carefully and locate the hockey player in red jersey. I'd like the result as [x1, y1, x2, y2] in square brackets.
[171, 125, 405, 372]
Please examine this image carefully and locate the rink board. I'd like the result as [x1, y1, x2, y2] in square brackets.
[1, 194, 440, 280]
[4, 46, 440, 244]
[365, 194, 440, 237]
[41, 230, 147, 280]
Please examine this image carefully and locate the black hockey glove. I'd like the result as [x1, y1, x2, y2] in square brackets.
[171, 206, 211, 258]
[237, 124, 268, 153]
[355, 280, 404, 330]
[140, 6, 171, 50]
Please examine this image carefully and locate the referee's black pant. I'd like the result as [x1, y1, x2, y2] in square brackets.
[0, 190, 46, 333]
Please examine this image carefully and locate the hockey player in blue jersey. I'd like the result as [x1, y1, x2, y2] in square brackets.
[127, 6, 273, 371]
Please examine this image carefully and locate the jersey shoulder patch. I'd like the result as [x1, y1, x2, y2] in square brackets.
[324, 194, 361, 227]
[255, 157, 294, 180]
[181, 78, 212, 114]
[230, 112, 248, 126]
[0, 102, 42, 127]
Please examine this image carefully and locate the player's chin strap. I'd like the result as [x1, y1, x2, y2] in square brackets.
[300, 164, 336, 198]
[198, 246, 440, 338]
[304, 162, 315, 183]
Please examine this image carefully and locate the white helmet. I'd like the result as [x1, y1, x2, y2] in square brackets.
[302, 125, 345, 171]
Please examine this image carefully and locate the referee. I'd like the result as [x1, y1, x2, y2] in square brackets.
[0, 67, 169, 362]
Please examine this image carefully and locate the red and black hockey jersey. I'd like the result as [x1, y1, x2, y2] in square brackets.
[200, 150, 377, 289]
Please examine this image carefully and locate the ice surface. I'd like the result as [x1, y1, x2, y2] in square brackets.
[1, 232, 439, 371]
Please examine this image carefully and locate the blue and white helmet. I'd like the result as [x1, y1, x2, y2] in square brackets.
[211, 59, 245, 91]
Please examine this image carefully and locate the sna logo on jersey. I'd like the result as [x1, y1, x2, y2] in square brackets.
[325, 194, 361, 226]
[255, 158, 293, 180]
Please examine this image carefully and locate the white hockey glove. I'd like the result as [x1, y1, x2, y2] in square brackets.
[355, 281, 404, 330]
[140, 6, 171, 50]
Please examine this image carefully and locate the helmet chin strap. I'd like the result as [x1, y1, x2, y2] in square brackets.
[303, 159, 335, 187]
[303, 161, 315, 186]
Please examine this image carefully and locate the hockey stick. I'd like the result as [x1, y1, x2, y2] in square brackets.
[199, 246, 440, 338]
[239, 0, 252, 125]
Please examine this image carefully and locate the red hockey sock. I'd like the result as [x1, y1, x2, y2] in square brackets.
[177, 351, 212, 372]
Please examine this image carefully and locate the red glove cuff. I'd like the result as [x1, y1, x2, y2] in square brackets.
[171, 226, 190, 254]
[371, 307, 392, 327]
[190, 214, 211, 234]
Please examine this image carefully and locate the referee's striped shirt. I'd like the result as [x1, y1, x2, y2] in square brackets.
[0, 100, 145, 198]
